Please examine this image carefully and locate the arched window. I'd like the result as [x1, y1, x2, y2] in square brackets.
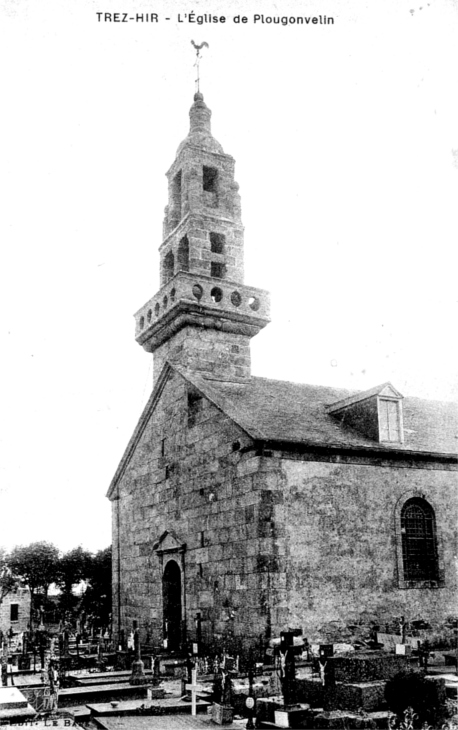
[177, 236, 189, 272]
[401, 498, 439, 584]
[163, 251, 174, 284]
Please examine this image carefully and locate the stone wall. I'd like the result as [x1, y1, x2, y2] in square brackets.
[0, 588, 31, 635]
[282, 458, 458, 643]
[112, 370, 286, 655]
[160, 212, 245, 286]
[152, 326, 253, 383]
[112, 372, 458, 654]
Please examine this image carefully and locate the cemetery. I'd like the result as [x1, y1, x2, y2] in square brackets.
[106, 73, 458, 729]
[2, 44, 458, 730]
[0, 620, 456, 728]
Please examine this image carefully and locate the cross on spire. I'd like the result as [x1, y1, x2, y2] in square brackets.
[191, 40, 209, 93]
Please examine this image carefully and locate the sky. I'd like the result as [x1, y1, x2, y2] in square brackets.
[1, 0, 457, 553]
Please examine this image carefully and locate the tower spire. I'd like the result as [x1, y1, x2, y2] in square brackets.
[191, 40, 209, 94]
[134, 67, 270, 383]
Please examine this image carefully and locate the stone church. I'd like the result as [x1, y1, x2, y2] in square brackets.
[107, 91, 458, 657]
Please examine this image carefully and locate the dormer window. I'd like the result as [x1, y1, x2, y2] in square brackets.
[327, 382, 404, 444]
[379, 397, 402, 442]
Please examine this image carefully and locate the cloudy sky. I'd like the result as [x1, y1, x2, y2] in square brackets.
[1, 0, 457, 553]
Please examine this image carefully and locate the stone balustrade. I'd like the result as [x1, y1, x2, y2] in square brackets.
[135, 272, 270, 338]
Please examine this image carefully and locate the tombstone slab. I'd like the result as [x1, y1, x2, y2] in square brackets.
[325, 680, 386, 712]
[0, 687, 28, 710]
[313, 709, 392, 728]
[211, 703, 233, 725]
[295, 676, 325, 706]
[255, 696, 284, 725]
[274, 704, 310, 728]
[329, 653, 413, 683]
[0, 687, 36, 722]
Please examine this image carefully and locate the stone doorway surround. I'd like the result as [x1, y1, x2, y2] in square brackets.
[153, 531, 187, 651]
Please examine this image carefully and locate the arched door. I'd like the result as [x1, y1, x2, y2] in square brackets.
[162, 559, 182, 651]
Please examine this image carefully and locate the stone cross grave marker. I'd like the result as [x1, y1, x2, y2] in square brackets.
[186, 668, 207, 716]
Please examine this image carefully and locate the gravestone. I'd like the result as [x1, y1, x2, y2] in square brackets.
[181, 652, 194, 697]
[377, 632, 420, 652]
[0, 687, 36, 722]
[1, 644, 7, 687]
[273, 631, 311, 728]
[186, 668, 209, 716]
[129, 628, 148, 685]
[322, 651, 415, 714]
[329, 652, 412, 683]
[211, 667, 234, 725]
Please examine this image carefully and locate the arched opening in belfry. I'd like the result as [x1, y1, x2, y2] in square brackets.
[162, 559, 182, 652]
[210, 232, 225, 254]
[211, 262, 225, 279]
[203, 166, 218, 193]
[177, 235, 189, 272]
[163, 251, 175, 284]
[171, 171, 182, 219]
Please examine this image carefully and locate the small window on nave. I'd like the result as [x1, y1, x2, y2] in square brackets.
[188, 387, 203, 427]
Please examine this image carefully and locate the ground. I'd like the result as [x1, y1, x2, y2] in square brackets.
[91, 715, 247, 730]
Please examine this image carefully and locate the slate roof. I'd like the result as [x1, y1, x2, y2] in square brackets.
[107, 365, 458, 498]
[181, 367, 458, 457]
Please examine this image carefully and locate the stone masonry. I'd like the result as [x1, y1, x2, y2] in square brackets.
[108, 90, 458, 659]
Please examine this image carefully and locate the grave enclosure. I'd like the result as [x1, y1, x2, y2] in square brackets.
[0, 622, 457, 729]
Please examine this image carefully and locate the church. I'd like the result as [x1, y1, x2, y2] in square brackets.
[107, 88, 458, 658]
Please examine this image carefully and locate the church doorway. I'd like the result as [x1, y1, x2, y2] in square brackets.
[162, 559, 182, 651]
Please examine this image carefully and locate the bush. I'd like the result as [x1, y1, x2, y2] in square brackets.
[385, 670, 446, 727]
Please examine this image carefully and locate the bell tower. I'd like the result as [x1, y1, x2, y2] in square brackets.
[135, 91, 270, 382]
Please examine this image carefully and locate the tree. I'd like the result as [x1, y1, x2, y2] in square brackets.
[80, 546, 112, 629]
[8, 541, 60, 627]
[57, 547, 91, 593]
[56, 546, 92, 618]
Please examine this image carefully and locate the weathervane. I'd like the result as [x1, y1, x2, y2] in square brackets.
[191, 40, 209, 93]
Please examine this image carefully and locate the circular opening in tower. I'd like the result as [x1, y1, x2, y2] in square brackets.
[211, 287, 223, 303]
[248, 296, 260, 311]
[192, 284, 204, 301]
[231, 291, 242, 307]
